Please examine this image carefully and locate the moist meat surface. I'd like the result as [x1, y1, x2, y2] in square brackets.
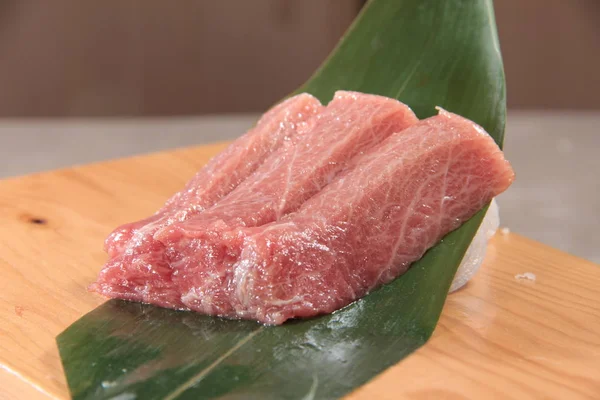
[92, 97, 514, 325]
[104, 93, 323, 258]
[94, 93, 323, 303]
[92, 92, 418, 310]
[226, 109, 515, 324]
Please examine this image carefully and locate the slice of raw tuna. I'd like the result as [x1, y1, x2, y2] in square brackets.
[173, 108, 515, 324]
[104, 93, 323, 258]
[91, 94, 321, 306]
[156, 91, 418, 240]
[92, 91, 419, 309]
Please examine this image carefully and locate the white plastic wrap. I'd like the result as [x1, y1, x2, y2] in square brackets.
[449, 198, 500, 292]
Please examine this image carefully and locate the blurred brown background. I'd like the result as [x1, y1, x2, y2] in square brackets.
[0, 0, 598, 117]
[0, 1, 598, 262]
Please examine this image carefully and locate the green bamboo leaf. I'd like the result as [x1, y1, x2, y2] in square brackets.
[57, 0, 505, 398]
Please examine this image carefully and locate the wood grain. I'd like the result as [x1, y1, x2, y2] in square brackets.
[0, 144, 599, 399]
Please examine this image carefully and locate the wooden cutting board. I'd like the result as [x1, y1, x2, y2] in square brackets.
[1, 143, 599, 400]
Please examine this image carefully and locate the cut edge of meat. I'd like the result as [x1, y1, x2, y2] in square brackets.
[92, 93, 324, 304]
[153, 90, 419, 243]
[91, 91, 419, 313]
[92, 101, 514, 327]
[103, 93, 323, 257]
[226, 109, 514, 324]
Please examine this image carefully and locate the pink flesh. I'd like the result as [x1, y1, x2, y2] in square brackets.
[103, 93, 323, 258]
[228, 109, 515, 324]
[91, 91, 418, 308]
[91, 94, 322, 304]
[157, 91, 417, 242]
[114, 108, 513, 324]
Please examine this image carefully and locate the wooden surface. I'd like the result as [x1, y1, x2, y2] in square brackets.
[0, 143, 599, 400]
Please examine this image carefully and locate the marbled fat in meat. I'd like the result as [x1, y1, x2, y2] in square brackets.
[92, 97, 514, 326]
[92, 92, 418, 310]
[103, 93, 323, 258]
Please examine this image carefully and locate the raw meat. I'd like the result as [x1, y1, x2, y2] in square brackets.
[92, 91, 419, 309]
[157, 108, 513, 324]
[223, 108, 514, 324]
[104, 93, 323, 258]
[93, 94, 322, 308]
[157, 91, 417, 240]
